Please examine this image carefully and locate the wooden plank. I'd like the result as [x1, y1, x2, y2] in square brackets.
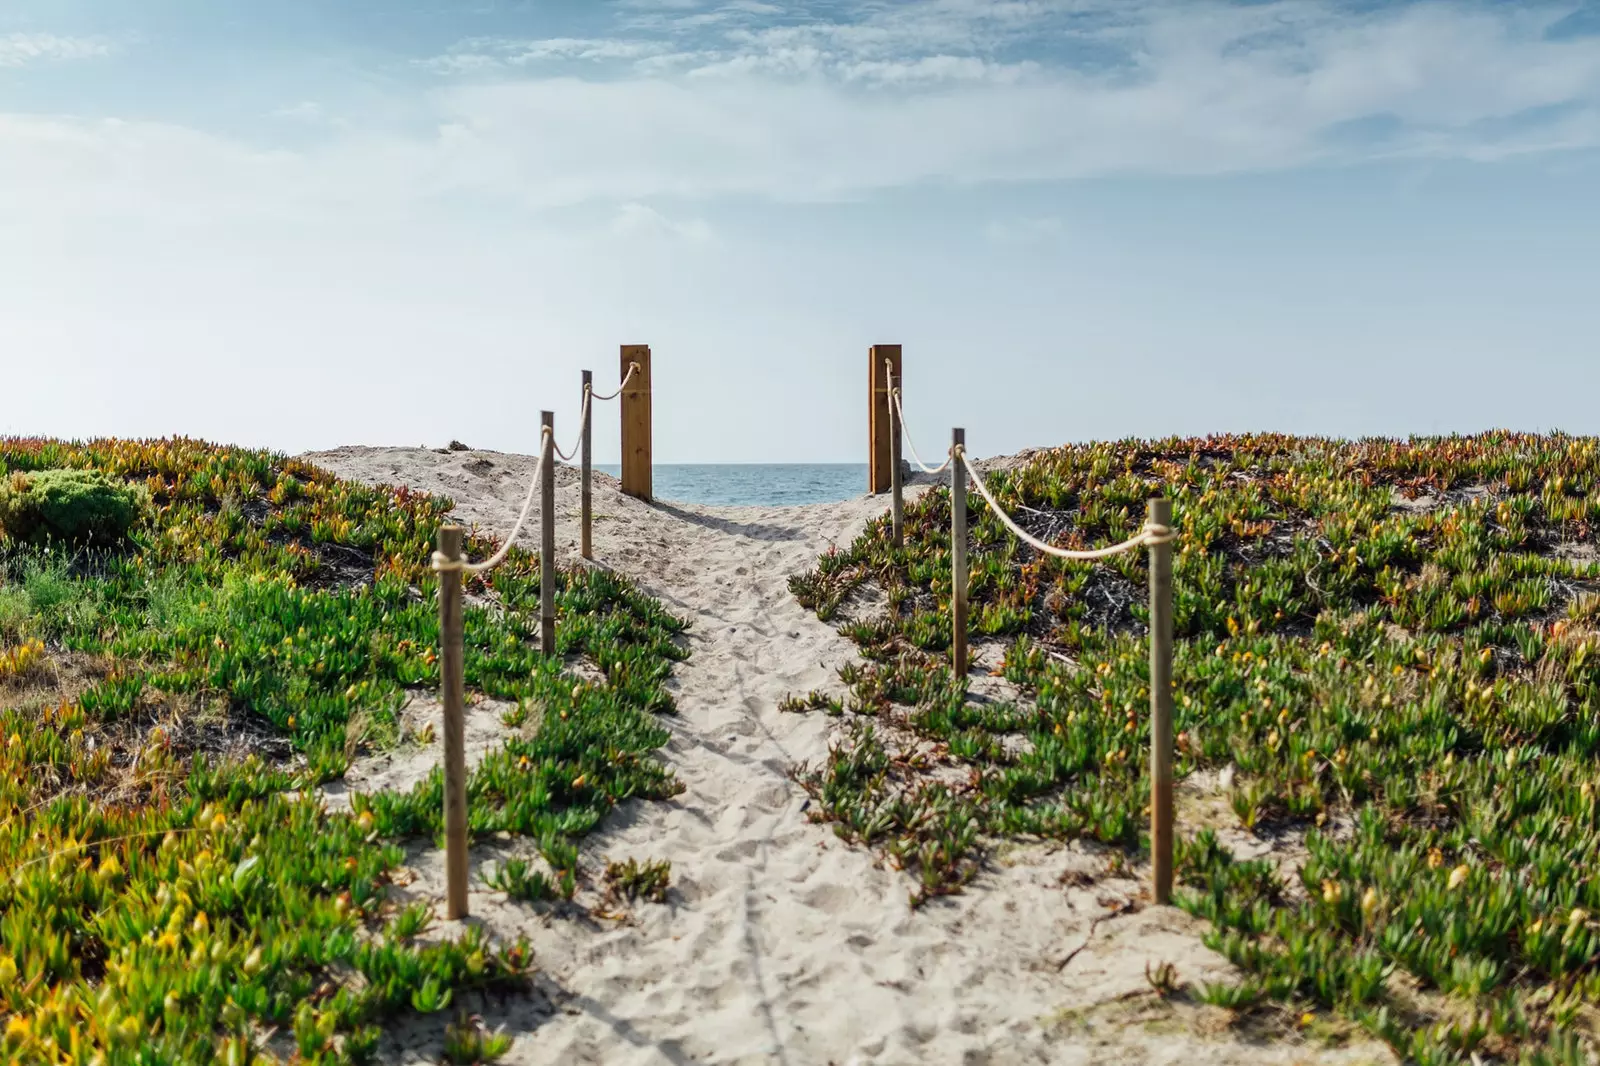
[868, 344, 901, 494]
[620, 345, 652, 500]
[1148, 497, 1175, 904]
[437, 525, 469, 919]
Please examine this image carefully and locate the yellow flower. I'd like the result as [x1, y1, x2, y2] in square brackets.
[1361, 887, 1379, 917]
[210, 811, 227, 831]
[1427, 847, 1444, 869]
[0, 954, 15, 986]
[356, 810, 375, 833]
[1448, 864, 1470, 890]
[242, 947, 264, 975]
[1321, 880, 1343, 904]
[5, 1014, 32, 1047]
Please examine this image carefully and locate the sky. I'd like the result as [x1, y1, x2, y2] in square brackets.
[2, 0, 1599, 463]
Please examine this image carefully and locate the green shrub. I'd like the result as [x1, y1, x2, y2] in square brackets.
[0, 468, 142, 546]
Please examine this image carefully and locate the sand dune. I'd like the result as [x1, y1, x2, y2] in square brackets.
[303, 445, 1387, 1066]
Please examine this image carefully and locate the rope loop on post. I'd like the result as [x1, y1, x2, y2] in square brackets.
[432, 426, 552, 576]
[589, 362, 641, 402]
[952, 446, 1173, 560]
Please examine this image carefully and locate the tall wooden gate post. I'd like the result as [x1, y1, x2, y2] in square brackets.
[869, 344, 902, 494]
[620, 345, 652, 501]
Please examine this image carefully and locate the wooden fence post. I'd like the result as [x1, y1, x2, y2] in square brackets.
[580, 371, 593, 560]
[620, 345, 652, 501]
[869, 344, 902, 494]
[890, 367, 904, 548]
[1148, 497, 1175, 905]
[541, 411, 557, 653]
[951, 428, 968, 676]
[437, 525, 469, 920]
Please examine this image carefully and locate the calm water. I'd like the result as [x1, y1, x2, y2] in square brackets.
[595, 464, 869, 507]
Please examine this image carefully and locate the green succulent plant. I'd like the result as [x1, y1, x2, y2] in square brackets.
[0, 435, 686, 1064]
[790, 431, 1600, 1061]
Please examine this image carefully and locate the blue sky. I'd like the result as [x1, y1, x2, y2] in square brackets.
[3, 0, 1599, 462]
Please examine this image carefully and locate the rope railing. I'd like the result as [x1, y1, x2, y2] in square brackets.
[431, 425, 551, 576]
[588, 361, 640, 402]
[431, 354, 645, 920]
[552, 388, 590, 463]
[889, 384, 952, 476]
[953, 445, 1172, 560]
[885, 358, 1178, 906]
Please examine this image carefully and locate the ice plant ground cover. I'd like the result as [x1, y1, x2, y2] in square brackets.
[791, 432, 1600, 1064]
[0, 437, 686, 1064]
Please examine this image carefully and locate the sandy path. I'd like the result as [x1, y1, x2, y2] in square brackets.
[304, 446, 1387, 1066]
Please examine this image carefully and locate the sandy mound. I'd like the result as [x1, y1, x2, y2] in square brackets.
[302, 445, 1388, 1066]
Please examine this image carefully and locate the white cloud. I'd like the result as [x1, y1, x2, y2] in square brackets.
[3, 1, 1600, 229]
[609, 202, 715, 242]
[0, 32, 112, 67]
[983, 215, 1064, 245]
[270, 101, 325, 122]
[417, 35, 676, 73]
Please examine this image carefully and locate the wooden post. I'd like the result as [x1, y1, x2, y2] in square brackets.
[890, 367, 904, 549]
[437, 525, 469, 920]
[868, 344, 902, 494]
[541, 411, 557, 654]
[1148, 497, 1175, 905]
[580, 371, 593, 560]
[951, 428, 968, 676]
[620, 345, 652, 501]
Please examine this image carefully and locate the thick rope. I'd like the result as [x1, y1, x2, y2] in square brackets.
[552, 388, 591, 463]
[589, 362, 640, 402]
[890, 386, 952, 475]
[954, 447, 1173, 560]
[432, 428, 551, 576]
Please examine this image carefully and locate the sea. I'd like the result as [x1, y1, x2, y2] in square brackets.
[595, 464, 869, 507]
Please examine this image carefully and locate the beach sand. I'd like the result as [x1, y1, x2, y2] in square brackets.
[303, 445, 1389, 1066]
